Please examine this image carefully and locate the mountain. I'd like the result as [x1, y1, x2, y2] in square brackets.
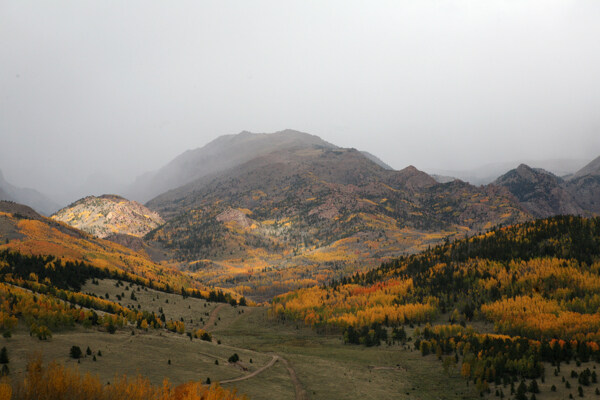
[51, 194, 164, 239]
[0, 169, 60, 215]
[565, 156, 600, 214]
[495, 157, 600, 217]
[143, 132, 529, 299]
[127, 129, 336, 202]
[494, 164, 583, 218]
[427, 158, 589, 185]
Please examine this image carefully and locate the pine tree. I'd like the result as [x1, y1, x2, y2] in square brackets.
[0, 347, 8, 364]
[70, 346, 82, 359]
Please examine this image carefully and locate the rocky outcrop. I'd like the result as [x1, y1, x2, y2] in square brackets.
[51, 195, 164, 238]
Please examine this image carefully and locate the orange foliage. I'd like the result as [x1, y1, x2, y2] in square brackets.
[9, 357, 245, 400]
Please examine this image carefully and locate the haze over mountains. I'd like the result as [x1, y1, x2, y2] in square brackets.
[426, 158, 590, 186]
[126, 129, 338, 203]
[0, 168, 60, 215]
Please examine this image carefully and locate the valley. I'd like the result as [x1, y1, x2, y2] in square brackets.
[3, 278, 479, 400]
[1, 131, 600, 400]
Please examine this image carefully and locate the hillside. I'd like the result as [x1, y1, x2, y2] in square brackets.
[144, 137, 529, 300]
[0, 200, 214, 295]
[51, 194, 164, 239]
[274, 215, 600, 397]
[0, 168, 60, 215]
[496, 158, 600, 217]
[494, 164, 583, 217]
[127, 129, 336, 202]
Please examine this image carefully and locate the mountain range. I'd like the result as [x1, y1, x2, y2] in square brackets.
[5, 129, 600, 300]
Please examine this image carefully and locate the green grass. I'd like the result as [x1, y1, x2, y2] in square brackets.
[0, 279, 483, 399]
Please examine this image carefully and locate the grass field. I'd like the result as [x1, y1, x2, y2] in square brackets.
[10, 278, 598, 399]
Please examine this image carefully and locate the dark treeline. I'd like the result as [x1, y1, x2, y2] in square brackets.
[0, 250, 238, 305]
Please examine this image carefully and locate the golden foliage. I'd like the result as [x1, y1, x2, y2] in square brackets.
[8, 357, 245, 400]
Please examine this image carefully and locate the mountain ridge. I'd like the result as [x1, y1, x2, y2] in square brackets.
[127, 129, 337, 202]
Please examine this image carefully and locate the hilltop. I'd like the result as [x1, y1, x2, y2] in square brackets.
[51, 194, 164, 239]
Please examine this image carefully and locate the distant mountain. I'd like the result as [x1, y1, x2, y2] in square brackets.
[565, 156, 600, 214]
[127, 129, 337, 202]
[570, 155, 600, 180]
[427, 158, 589, 185]
[431, 174, 457, 184]
[144, 131, 529, 299]
[0, 169, 60, 215]
[494, 164, 583, 218]
[51, 194, 164, 239]
[495, 156, 600, 217]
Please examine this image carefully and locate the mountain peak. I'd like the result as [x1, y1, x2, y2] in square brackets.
[495, 164, 582, 218]
[392, 165, 437, 189]
[127, 129, 336, 202]
[516, 163, 533, 172]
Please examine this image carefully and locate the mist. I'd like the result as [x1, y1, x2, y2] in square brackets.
[1, 1, 600, 205]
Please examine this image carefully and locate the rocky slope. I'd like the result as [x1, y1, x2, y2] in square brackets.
[495, 157, 600, 217]
[51, 194, 164, 239]
[494, 164, 583, 218]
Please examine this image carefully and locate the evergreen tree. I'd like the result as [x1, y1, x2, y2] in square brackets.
[0, 347, 8, 364]
[70, 346, 82, 359]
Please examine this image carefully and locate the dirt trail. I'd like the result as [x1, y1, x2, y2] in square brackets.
[279, 357, 309, 400]
[203, 303, 226, 330]
[206, 304, 308, 399]
[220, 355, 279, 384]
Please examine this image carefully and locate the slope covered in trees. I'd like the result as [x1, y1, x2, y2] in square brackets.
[273, 216, 600, 391]
[0, 201, 237, 299]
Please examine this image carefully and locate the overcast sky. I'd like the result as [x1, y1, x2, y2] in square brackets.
[1, 1, 600, 202]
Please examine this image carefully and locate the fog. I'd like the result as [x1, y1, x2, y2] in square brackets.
[1, 1, 600, 205]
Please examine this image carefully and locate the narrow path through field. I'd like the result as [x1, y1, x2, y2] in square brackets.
[203, 303, 225, 330]
[207, 303, 308, 400]
[279, 357, 309, 400]
[220, 355, 279, 384]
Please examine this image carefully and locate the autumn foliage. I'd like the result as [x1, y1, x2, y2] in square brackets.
[4, 356, 245, 400]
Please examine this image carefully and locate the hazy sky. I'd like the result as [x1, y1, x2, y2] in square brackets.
[2, 1, 600, 202]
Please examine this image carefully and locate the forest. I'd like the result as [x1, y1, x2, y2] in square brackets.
[272, 216, 600, 395]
